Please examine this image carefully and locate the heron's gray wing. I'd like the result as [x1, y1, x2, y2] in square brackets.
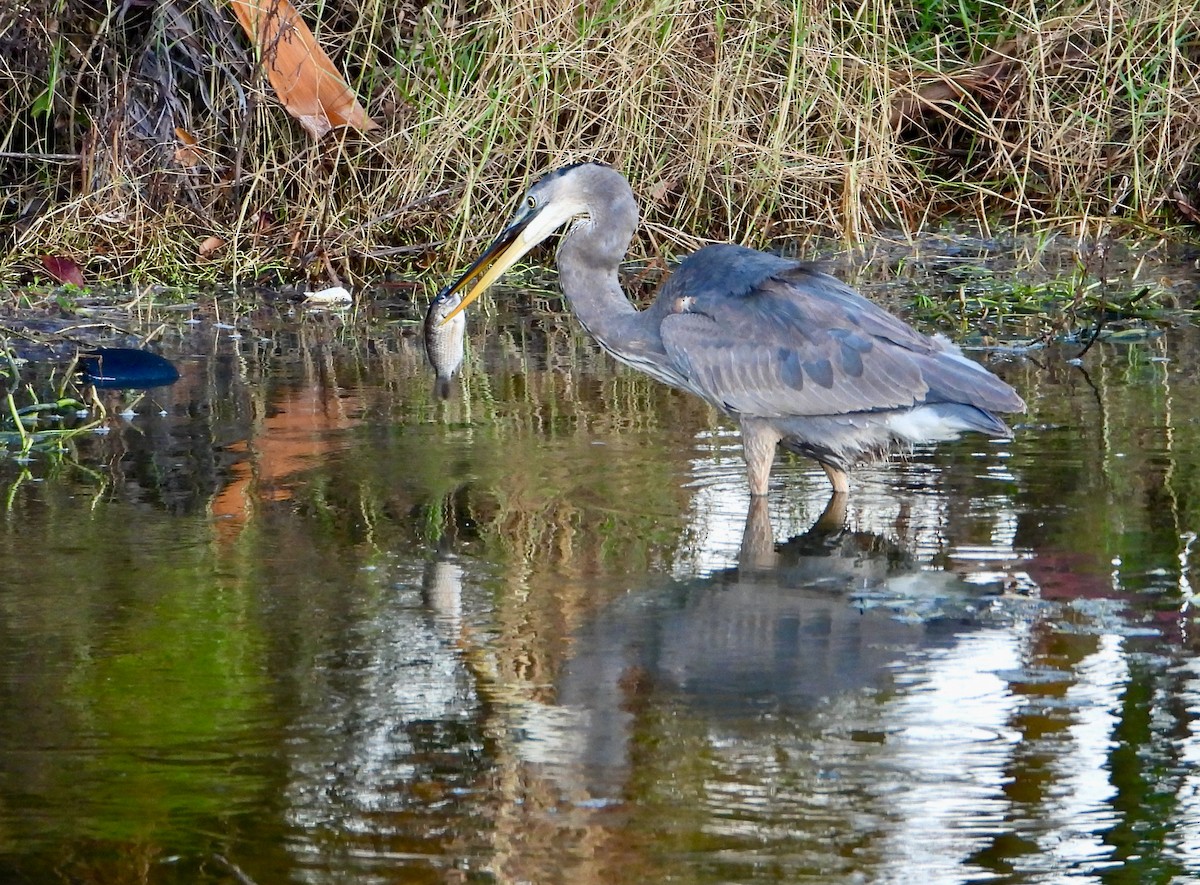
[771, 266, 1024, 414]
[658, 268, 1017, 419]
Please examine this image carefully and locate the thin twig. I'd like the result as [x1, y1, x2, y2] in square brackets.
[0, 151, 81, 163]
[1074, 313, 1107, 360]
[354, 242, 444, 259]
[50, 321, 137, 338]
[211, 854, 259, 885]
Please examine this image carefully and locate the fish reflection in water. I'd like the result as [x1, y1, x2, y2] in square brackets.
[423, 287, 466, 399]
[422, 541, 464, 631]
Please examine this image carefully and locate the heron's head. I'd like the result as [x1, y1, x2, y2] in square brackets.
[438, 163, 635, 324]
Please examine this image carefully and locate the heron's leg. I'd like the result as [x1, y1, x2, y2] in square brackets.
[821, 462, 850, 495]
[741, 420, 783, 497]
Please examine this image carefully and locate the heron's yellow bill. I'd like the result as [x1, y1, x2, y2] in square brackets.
[438, 188, 587, 325]
[438, 216, 539, 326]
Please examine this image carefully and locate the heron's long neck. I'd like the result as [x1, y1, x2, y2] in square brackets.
[555, 224, 642, 352]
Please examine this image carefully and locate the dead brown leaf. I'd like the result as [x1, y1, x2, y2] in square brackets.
[41, 255, 86, 287]
[174, 127, 201, 167]
[198, 235, 227, 258]
[229, 0, 379, 139]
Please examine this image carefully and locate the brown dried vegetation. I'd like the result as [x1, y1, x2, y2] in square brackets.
[0, 0, 1198, 289]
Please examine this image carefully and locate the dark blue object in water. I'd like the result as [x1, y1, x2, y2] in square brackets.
[79, 348, 180, 390]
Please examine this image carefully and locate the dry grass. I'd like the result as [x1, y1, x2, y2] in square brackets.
[1, 0, 1198, 289]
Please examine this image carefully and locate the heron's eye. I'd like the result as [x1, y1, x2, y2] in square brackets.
[526, 197, 536, 210]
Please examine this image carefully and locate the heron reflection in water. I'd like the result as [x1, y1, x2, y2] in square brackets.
[440, 163, 1023, 497]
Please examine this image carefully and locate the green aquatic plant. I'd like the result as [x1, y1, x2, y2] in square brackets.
[896, 225, 1190, 344]
[0, 346, 95, 461]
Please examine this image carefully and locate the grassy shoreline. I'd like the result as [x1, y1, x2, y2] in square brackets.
[1, 0, 1198, 291]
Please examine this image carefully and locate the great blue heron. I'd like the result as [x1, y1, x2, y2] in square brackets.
[440, 162, 1024, 496]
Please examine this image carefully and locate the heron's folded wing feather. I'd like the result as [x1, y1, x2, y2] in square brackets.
[659, 276, 931, 418]
[778, 269, 1024, 413]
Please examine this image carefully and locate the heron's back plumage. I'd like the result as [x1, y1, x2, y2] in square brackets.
[642, 243, 1022, 471]
[653, 246, 1016, 411]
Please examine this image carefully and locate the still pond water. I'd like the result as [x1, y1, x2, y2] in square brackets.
[2, 242, 1200, 883]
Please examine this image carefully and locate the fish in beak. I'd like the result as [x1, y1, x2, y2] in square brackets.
[423, 287, 466, 400]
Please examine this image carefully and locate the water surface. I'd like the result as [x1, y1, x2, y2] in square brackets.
[1, 249, 1199, 883]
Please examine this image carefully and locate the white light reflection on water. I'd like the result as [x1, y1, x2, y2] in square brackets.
[1036, 632, 1126, 874]
[678, 429, 985, 577]
[678, 431, 756, 572]
[874, 627, 1023, 883]
[282, 563, 481, 881]
[633, 426, 1161, 884]
[1174, 656, 1200, 870]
